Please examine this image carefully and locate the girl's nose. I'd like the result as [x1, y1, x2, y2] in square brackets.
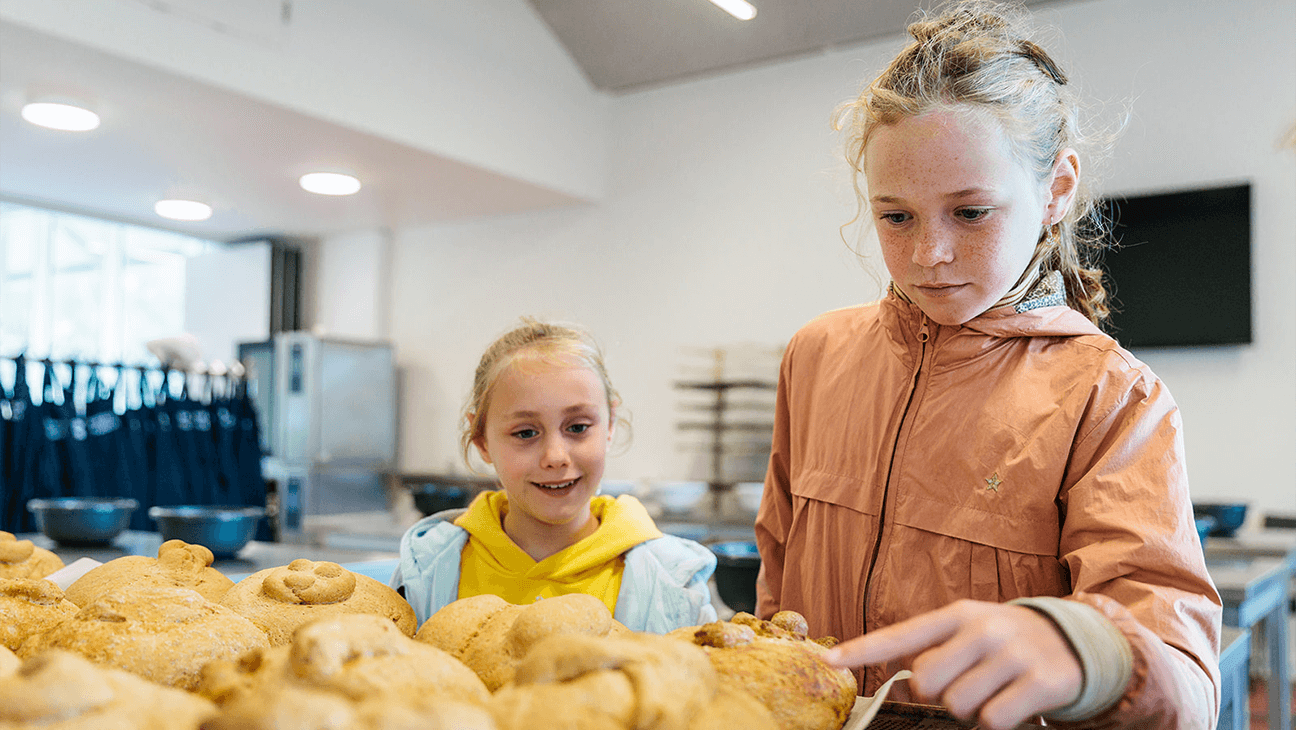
[912, 226, 955, 267]
[540, 435, 570, 468]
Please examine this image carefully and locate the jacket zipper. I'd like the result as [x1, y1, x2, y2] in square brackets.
[859, 315, 931, 642]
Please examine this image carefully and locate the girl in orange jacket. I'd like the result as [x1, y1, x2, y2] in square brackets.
[755, 1, 1221, 727]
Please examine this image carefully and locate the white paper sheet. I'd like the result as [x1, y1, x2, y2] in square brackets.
[842, 670, 913, 730]
[42, 557, 103, 590]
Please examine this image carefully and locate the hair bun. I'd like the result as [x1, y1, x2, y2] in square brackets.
[909, 3, 1012, 45]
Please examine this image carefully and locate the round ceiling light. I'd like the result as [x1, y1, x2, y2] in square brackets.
[154, 199, 213, 221]
[300, 172, 362, 196]
[21, 102, 101, 132]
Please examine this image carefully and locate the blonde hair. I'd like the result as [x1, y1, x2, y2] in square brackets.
[836, 0, 1113, 325]
[460, 318, 628, 470]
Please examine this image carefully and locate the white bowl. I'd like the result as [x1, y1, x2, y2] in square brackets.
[651, 481, 709, 515]
[734, 482, 764, 514]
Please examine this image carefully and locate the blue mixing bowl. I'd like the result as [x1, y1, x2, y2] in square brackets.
[1192, 503, 1248, 538]
[27, 497, 139, 546]
[149, 505, 266, 558]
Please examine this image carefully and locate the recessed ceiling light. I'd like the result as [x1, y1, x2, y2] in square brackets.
[707, 0, 757, 20]
[21, 102, 100, 132]
[154, 199, 212, 221]
[300, 172, 361, 196]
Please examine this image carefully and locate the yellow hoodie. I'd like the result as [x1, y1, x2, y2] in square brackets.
[454, 490, 663, 616]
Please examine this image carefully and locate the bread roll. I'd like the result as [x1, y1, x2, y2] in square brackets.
[198, 613, 489, 708]
[201, 683, 498, 730]
[0, 649, 216, 729]
[490, 632, 777, 730]
[0, 578, 78, 651]
[0, 532, 63, 580]
[196, 613, 494, 730]
[63, 540, 233, 607]
[17, 584, 269, 691]
[670, 611, 857, 730]
[219, 559, 416, 646]
[415, 592, 630, 691]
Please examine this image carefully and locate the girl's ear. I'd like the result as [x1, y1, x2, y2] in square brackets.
[1044, 148, 1080, 225]
[606, 399, 619, 442]
[470, 419, 492, 465]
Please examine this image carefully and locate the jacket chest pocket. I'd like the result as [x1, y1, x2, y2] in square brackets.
[891, 403, 1072, 556]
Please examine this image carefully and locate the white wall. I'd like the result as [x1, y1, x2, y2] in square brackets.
[377, 0, 1296, 516]
[184, 240, 271, 365]
[310, 229, 392, 341]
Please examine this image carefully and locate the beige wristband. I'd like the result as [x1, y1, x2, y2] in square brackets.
[1008, 596, 1133, 721]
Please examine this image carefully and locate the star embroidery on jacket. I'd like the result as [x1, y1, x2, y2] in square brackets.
[985, 473, 1003, 492]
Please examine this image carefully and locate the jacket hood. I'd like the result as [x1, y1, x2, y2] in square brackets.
[884, 286, 1106, 341]
[456, 491, 662, 579]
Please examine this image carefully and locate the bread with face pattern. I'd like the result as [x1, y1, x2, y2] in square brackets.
[219, 559, 417, 646]
[62, 539, 233, 607]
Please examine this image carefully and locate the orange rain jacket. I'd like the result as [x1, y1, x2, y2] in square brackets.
[755, 293, 1222, 727]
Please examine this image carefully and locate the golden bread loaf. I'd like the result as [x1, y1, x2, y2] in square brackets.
[200, 683, 498, 730]
[62, 540, 233, 607]
[196, 613, 489, 708]
[0, 649, 217, 729]
[490, 632, 777, 730]
[415, 592, 631, 691]
[0, 532, 63, 580]
[195, 613, 494, 730]
[670, 611, 857, 730]
[0, 578, 78, 651]
[17, 584, 269, 691]
[218, 559, 416, 645]
[0, 646, 17, 678]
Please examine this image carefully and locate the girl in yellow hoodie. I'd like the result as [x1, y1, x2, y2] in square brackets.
[392, 319, 717, 633]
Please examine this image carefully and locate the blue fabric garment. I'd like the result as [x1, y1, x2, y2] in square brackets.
[391, 515, 718, 633]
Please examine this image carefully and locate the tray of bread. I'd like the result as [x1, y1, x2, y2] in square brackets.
[2, 529, 979, 729]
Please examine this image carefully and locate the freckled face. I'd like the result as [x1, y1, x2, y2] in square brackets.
[865, 107, 1054, 325]
[474, 352, 613, 540]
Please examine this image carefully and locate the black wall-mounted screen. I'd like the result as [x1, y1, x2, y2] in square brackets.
[1097, 183, 1252, 348]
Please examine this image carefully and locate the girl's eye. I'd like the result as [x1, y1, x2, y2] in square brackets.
[956, 207, 991, 222]
[879, 211, 911, 225]
[512, 428, 538, 440]
[567, 423, 591, 435]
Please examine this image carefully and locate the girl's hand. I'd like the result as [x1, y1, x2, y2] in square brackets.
[823, 599, 1083, 730]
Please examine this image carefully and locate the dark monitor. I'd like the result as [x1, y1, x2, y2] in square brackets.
[1097, 183, 1252, 348]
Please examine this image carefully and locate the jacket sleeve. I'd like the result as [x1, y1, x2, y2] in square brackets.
[1052, 356, 1221, 728]
[755, 337, 797, 619]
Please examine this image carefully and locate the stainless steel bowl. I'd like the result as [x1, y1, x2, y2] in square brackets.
[27, 497, 139, 546]
[148, 505, 266, 558]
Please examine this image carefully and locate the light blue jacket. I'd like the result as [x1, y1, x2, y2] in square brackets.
[390, 514, 718, 634]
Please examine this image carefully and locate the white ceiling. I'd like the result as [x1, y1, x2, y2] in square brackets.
[0, 0, 1066, 243]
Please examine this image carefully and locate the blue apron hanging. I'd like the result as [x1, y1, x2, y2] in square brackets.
[0, 360, 11, 516]
[151, 371, 190, 508]
[231, 375, 269, 540]
[209, 374, 242, 505]
[83, 365, 135, 500]
[1, 355, 34, 533]
[119, 368, 156, 530]
[36, 363, 97, 500]
[170, 373, 217, 505]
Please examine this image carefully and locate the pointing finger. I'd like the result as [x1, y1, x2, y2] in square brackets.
[824, 608, 961, 668]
